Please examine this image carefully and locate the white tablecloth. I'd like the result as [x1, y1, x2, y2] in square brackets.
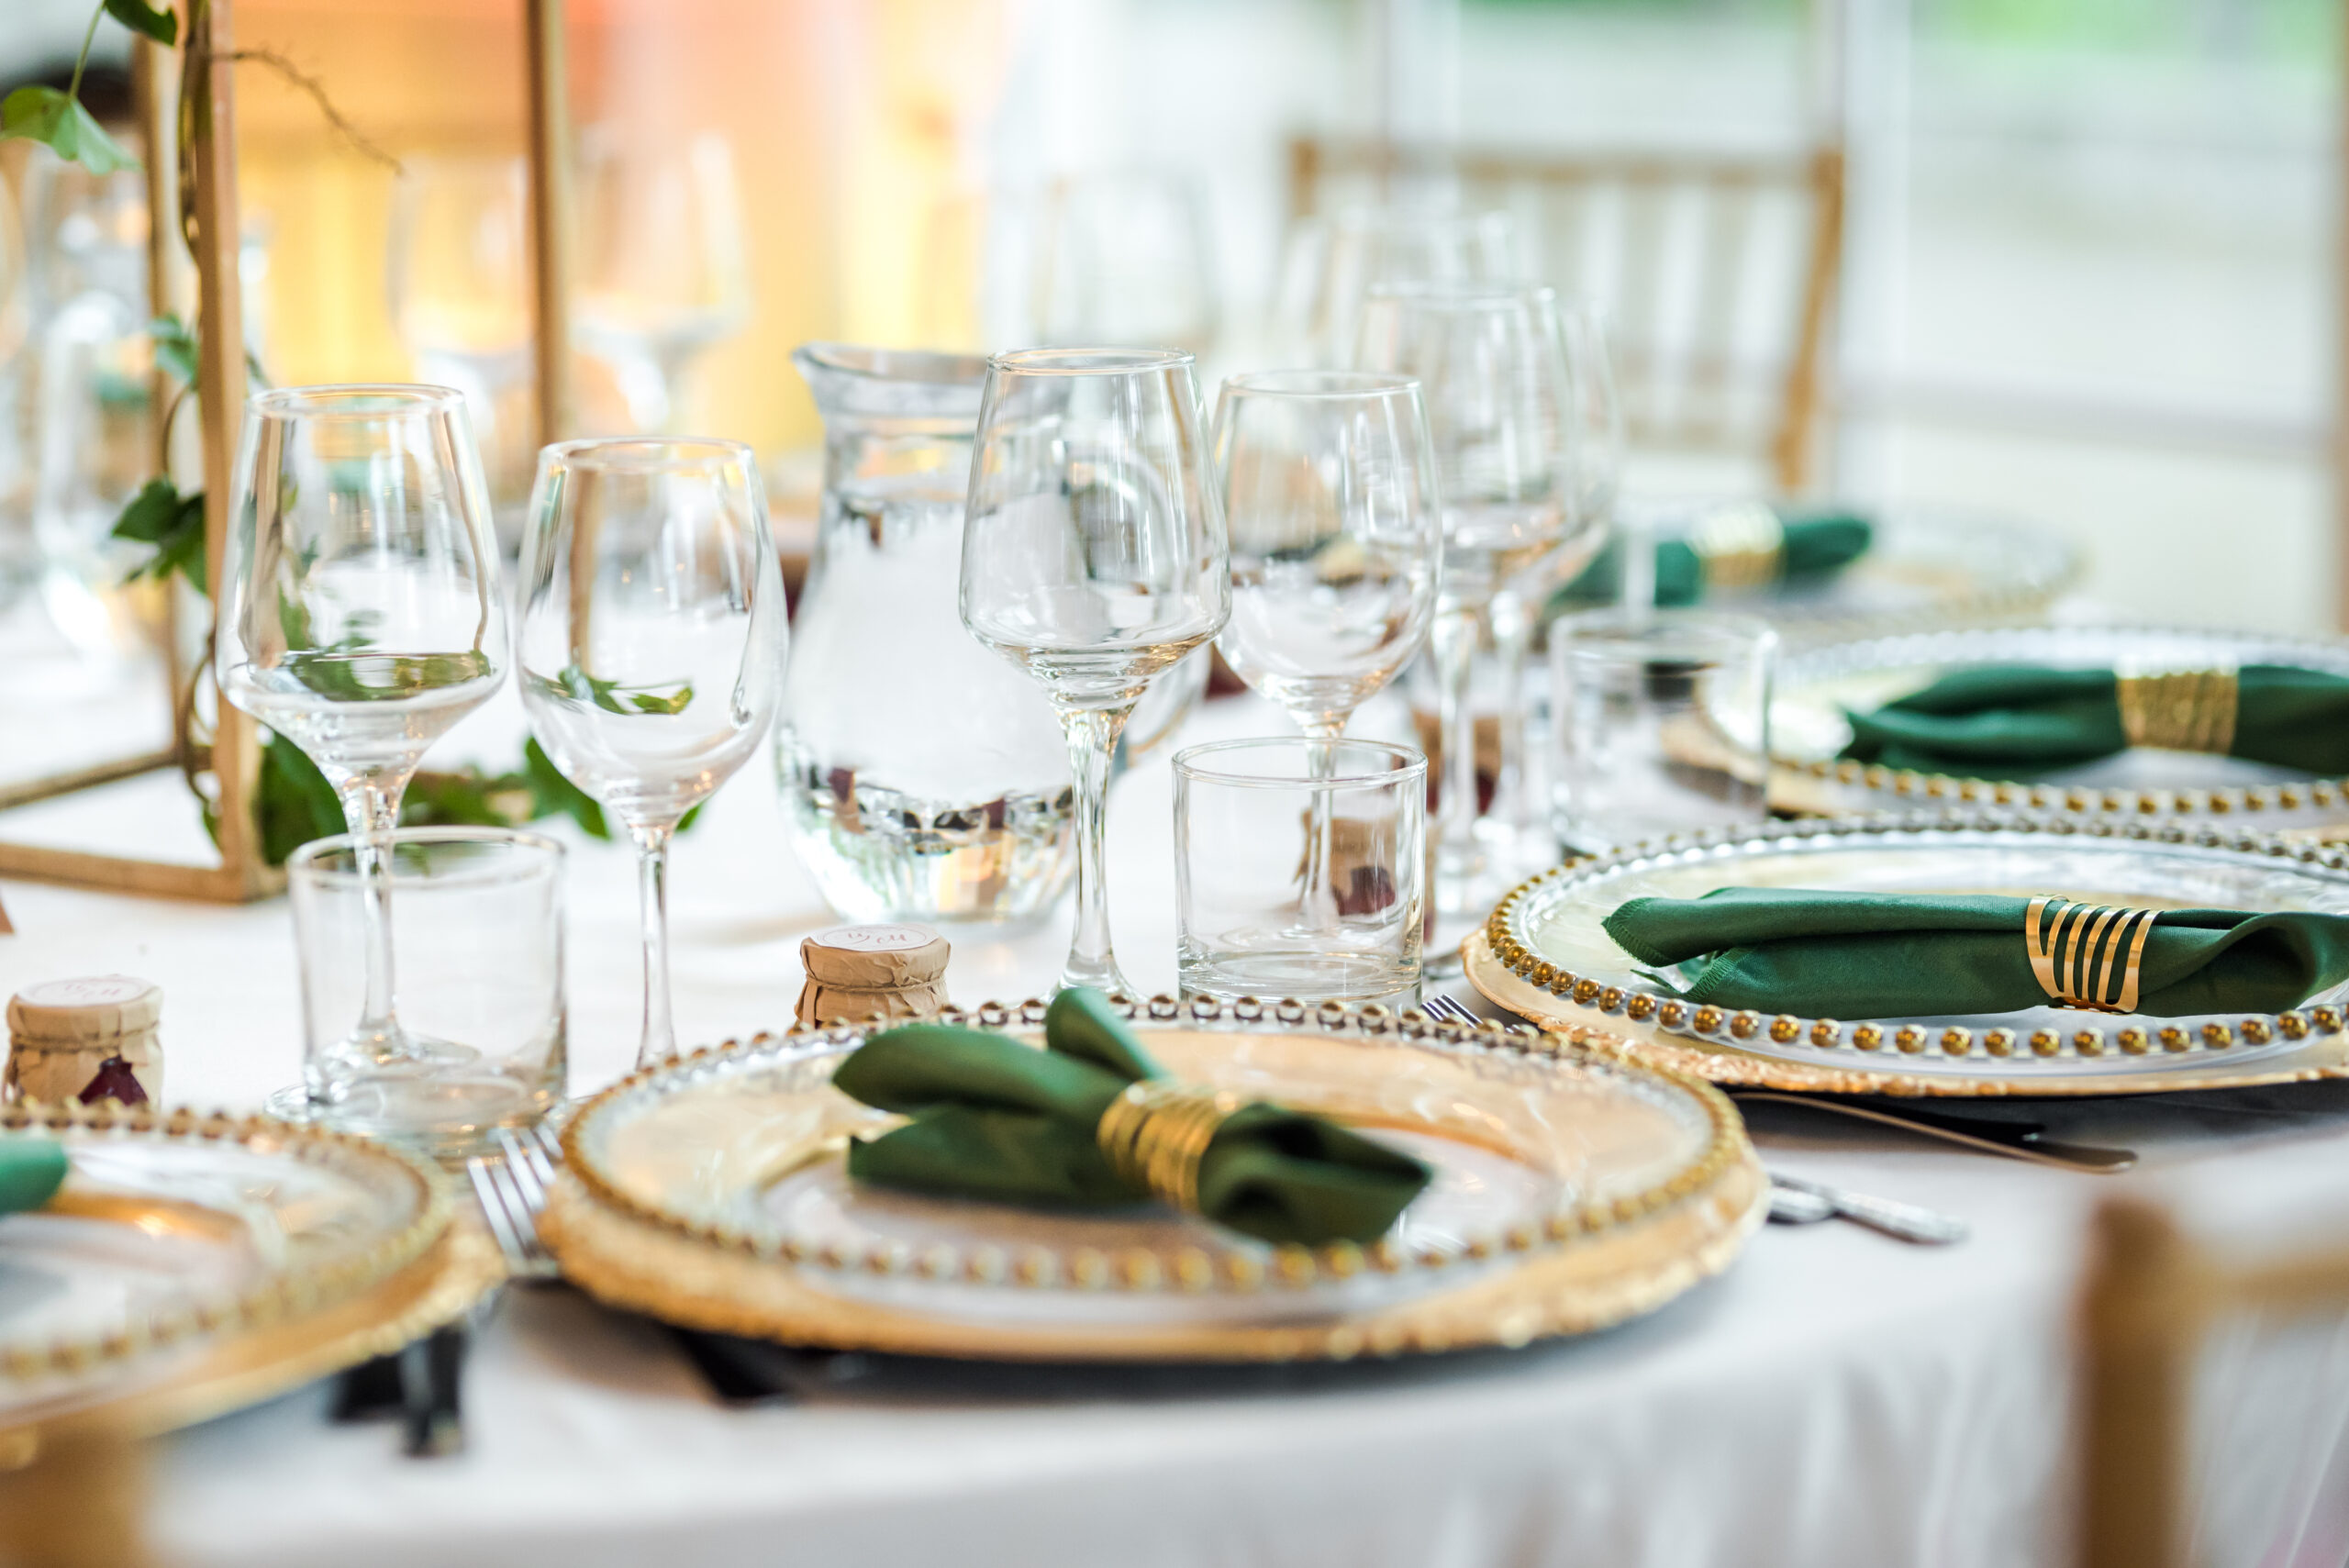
[6, 690, 2349, 1567]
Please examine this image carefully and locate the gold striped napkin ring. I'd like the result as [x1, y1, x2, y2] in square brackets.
[1095, 1079, 1242, 1215]
[2115, 666, 2237, 754]
[2025, 895, 2159, 1013]
[1690, 503, 1787, 593]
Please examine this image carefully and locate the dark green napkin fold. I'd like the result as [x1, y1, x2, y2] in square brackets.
[1604, 887, 2349, 1018]
[0, 1140, 68, 1215]
[831, 989, 1431, 1246]
[1553, 509, 1872, 611]
[1841, 663, 2349, 778]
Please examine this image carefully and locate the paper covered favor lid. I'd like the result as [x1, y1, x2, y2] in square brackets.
[8, 975, 163, 1044]
[798, 926, 949, 988]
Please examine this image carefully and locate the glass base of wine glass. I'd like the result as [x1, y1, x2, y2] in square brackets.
[264, 1068, 556, 1162]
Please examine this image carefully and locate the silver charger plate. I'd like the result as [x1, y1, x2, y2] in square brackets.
[1468, 815, 2349, 1097]
[1770, 625, 2349, 827]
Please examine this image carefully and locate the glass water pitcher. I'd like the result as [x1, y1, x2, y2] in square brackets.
[777, 344, 1074, 924]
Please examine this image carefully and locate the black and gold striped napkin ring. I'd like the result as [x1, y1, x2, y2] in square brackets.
[1096, 1080, 1242, 1214]
[2025, 895, 2159, 1013]
[1690, 503, 1786, 593]
[2115, 666, 2237, 754]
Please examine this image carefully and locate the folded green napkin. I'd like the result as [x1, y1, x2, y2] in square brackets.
[1605, 887, 2349, 1018]
[830, 989, 1431, 1246]
[1841, 664, 2349, 778]
[0, 1140, 68, 1215]
[1552, 509, 1871, 611]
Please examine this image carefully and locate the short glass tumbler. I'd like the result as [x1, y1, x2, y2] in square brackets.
[289, 828, 566, 1157]
[1549, 610, 1776, 855]
[1174, 738, 1427, 1006]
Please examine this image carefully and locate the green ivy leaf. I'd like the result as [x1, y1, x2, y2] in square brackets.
[102, 0, 177, 46]
[110, 477, 183, 543]
[255, 735, 346, 865]
[1, 86, 139, 175]
[148, 314, 197, 384]
[555, 662, 694, 717]
[111, 478, 207, 593]
[524, 738, 608, 840]
[628, 684, 694, 716]
[401, 767, 529, 830]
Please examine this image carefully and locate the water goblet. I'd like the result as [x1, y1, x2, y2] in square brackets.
[515, 438, 786, 1066]
[961, 348, 1230, 995]
[216, 384, 508, 1092]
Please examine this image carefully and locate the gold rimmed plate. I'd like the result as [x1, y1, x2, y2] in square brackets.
[1468, 815, 2349, 1097]
[541, 1004, 1765, 1361]
[1769, 625, 2349, 825]
[0, 1102, 495, 1442]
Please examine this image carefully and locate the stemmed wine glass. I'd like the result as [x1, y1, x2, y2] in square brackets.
[515, 438, 785, 1066]
[1210, 371, 1442, 738]
[1273, 207, 1519, 369]
[1486, 295, 1622, 873]
[961, 349, 1230, 995]
[1358, 283, 1575, 923]
[217, 384, 508, 1093]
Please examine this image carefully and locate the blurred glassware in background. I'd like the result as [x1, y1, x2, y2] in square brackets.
[1210, 370, 1442, 737]
[1548, 609, 1774, 856]
[574, 128, 752, 433]
[1358, 281, 1575, 931]
[517, 437, 785, 1067]
[778, 344, 1074, 927]
[1030, 171, 1219, 360]
[0, 175, 28, 610]
[1273, 207, 1519, 369]
[217, 385, 510, 1121]
[961, 348, 1230, 995]
[1484, 295, 1624, 878]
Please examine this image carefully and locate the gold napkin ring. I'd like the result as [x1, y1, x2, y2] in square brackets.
[2115, 667, 2237, 753]
[2025, 896, 2159, 1013]
[1690, 503, 1787, 593]
[1096, 1080, 1241, 1214]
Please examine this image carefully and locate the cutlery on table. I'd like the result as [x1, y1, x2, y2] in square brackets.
[1766, 1172, 1968, 1245]
[1728, 1091, 2137, 1173]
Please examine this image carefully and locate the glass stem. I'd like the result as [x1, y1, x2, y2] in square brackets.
[1488, 590, 1534, 841]
[1429, 605, 1484, 911]
[1059, 704, 1134, 995]
[339, 772, 408, 1059]
[630, 821, 679, 1067]
[1296, 710, 1348, 933]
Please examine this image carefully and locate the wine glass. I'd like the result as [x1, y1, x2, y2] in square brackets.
[1210, 371, 1442, 738]
[573, 129, 752, 432]
[961, 349, 1230, 995]
[1357, 282, 1575, 922]
[1273, 207, 1519, 369]
[515, 438, 785, 1066]
[1030, 173, 1219, 359]
[1486, 295, 1622, 873]
[216, 384, 509, 1085]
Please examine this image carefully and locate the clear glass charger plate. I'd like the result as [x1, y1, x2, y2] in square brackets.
[540, 1005, 1767, 1361]
[1768, 625, 2349, 826]
[0, 1102, 492, 1437]
[1467, 814, 2349, 1098]
[1616, 499, 2079, 643]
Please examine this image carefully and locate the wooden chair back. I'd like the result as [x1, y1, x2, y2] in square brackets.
[1287, 136, 1844, 492]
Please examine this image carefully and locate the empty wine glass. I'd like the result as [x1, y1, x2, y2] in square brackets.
[1273, 207, 1519, 368]
[515, 438, 785, 1066]
[1358, 282, 1574, 922]
[1210, 371, 1442, 738]
[216, 384, 509, 1095]
[961, 349, 1230, 995]
[1030, 173, 1219, 359]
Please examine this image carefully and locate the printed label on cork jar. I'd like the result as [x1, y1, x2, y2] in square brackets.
[812, 925, 934, 952]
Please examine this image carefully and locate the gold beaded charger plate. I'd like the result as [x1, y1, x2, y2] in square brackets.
[540, 1004, 1766, 1361]
[1768, 626, 2349, 826]
[1467, 815, 2349, 1098]
[0, 1101, 496, 1444]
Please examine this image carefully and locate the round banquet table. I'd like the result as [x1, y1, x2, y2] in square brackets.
[6, 687, 2349, 1568]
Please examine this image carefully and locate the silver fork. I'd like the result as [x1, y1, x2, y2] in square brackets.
[1420, 992, 1482, 1028]
[464, 1122, 565, 1280]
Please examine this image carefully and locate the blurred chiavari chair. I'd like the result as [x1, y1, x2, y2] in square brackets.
[1288, 135, 1843, 492]
[2077, 1197, 2349, 1568]
[0, 1427, 151, 1568]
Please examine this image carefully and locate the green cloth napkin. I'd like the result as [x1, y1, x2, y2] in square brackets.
[1604, 887, 2349, 1018]
[830, 989, 1431, 1246]
[0, 1140, 68, 1215]
[1841, 664, 2349, 778]
[1552, 509, 1872, 611]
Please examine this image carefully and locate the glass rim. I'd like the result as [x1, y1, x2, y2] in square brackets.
[1219, 370, 1421, 401]
[540, 435, 757, 473]
[1174, 736, 1427, 790]
[1550, 606, 1780, 652]
[288, 825, 566, 877]
[1362, 279, 1554, 310]
[792, 341, 988, 388]
[987, 347, 1194, 377]
[247, 384, 466, 420]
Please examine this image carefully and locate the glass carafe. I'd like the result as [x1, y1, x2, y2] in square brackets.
[778, 344, 1074, 924]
